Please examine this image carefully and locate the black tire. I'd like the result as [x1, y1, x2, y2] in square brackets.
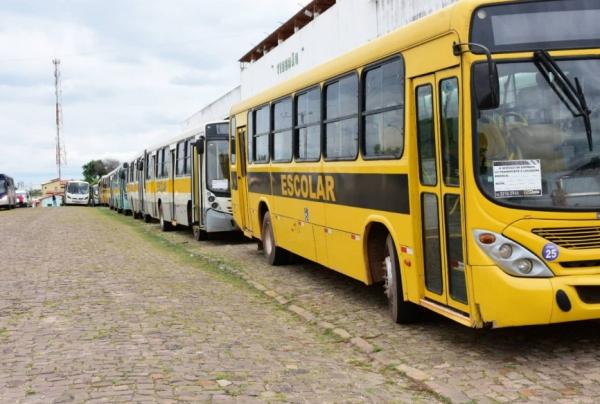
[159, 207, 171, 232]
[144, 214, 152, 223]
[261, 211, 288, 266]
[384, 234, 420, 324]
[193, 226, 208, 241]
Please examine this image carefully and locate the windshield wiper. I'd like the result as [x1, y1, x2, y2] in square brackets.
[534, 50, 593, 151]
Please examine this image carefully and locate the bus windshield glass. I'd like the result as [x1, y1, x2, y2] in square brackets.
[0, 180, 5, 194]
[67, 182, 89, 194]
[471, 0, 600, 53]
[475, 59, 600, 210]
[206, 140, 230, 195]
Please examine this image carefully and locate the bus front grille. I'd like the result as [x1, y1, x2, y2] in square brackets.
[575, 286, 600, 304]
[532, 227, 600, 249]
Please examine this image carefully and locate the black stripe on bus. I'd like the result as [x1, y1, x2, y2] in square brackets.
[247, 172, 410, 214]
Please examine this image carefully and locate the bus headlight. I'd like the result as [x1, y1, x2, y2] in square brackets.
[474, 230, 554, 278]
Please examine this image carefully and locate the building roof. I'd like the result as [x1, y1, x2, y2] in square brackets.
[239, 0, 336, 63]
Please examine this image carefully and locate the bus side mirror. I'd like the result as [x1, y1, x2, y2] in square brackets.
[123, 162, 129, 169]
[473, 62, 500, 110]
[138, 161, 144, 171]
[196, 139, 205, 154]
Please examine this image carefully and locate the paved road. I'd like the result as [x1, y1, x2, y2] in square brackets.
[0, 207, 435, 403]
[156, 212, 600, 403]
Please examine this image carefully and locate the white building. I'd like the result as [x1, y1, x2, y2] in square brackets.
[238, 0, 459, 99]
[185, 0, 458, 123]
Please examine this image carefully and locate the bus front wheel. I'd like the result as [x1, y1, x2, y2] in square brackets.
[261, 211, 288, 266]
[383, 235, 420, 324]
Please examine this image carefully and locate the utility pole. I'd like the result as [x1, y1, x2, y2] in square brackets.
[53, 59, 65, 180]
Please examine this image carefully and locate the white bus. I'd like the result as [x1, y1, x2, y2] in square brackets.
[0, 174, 16, 209]
[136, 121, 236, 238]
[64, 180, 90, 206]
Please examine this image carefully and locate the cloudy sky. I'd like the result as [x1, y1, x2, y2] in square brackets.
[0, 0, 304, 188]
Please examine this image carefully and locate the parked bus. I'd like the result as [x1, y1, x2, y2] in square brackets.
[99, 175, 111, 206]
[90, 184, 99, 206]
[112, 163, 131, 214]
[126, 155, 144, 219]
[0, 174, 16, 209]
[63, 180, 90, 206]
[229, 0, 600, 328]
[140, 121, 236, 238]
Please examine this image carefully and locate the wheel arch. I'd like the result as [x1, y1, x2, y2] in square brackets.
[363, 216, 398, 286]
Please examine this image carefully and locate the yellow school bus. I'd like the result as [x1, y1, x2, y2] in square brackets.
[230, 0, 600, 328]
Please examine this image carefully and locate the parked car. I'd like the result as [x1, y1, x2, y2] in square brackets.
[15, 190, 30, 207]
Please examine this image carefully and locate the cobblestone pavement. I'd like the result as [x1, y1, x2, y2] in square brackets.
[151, 212, 600, 403]
[0, 207, 436, 403]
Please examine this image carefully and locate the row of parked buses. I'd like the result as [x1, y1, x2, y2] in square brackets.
[100, 0, 600, 329]
[99, 120, 234, 239]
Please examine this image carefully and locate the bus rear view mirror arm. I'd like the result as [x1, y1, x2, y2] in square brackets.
[453, 42, 500, 110]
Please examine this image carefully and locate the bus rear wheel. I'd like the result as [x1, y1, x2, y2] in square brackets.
[261, 211, 288, 266]
[383, 235, 420, 324]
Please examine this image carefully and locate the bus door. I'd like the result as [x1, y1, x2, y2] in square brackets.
[138, 158, 144, 213]
[413, 69, 468, 315]
[169, 147, 176, 222]
[235, 126, 253, 236]
[192, 138, 204, 227]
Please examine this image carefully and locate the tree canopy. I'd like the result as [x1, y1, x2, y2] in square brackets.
[82, 159, 120, 184]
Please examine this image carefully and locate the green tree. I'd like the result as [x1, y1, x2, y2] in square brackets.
[82, 159, 120, 184]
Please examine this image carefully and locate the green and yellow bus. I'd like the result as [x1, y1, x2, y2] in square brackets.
[230, 0, 600, 328]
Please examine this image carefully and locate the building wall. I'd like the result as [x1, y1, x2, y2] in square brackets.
[41, 180, 65, 196]
[240, 0, 458, 99]
[184, 86, 241, 129]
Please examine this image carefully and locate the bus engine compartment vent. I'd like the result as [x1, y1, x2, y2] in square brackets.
[532, 227, 600, 250]
[575, 286, 600, 304]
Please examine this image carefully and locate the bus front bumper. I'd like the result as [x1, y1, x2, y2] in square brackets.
[205, 209, 236, 233]
[472, 266, 600, 328]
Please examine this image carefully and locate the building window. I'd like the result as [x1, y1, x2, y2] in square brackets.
[295, 87, 321, 161]
[272, 97, 293, 162]
[325, 74, 358, 159]
[363, 57, 405, 158]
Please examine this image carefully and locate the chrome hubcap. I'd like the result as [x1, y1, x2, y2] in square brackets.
[383, 256, 393, 299]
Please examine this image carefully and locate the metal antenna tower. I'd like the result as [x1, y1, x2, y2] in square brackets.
[53, 59, 66, 179]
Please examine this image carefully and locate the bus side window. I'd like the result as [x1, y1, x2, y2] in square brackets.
[230, 117, 237, 165]
[272, 97, 293, 162]
[363, 57, 405, 158]
[176, 141, 185, 176]
[295, 87, 321, 161]
[324, 73, 358, 160]
[253, 105, 270, 163]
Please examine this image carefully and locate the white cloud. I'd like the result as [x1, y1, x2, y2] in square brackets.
[0, 1, 305, 187]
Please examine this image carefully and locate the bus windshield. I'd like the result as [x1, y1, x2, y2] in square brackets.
[67, 182, 89, 195]
[0, 180, 5, 194]
[206, 140, 230, 195]
[476, 58, 600, 210]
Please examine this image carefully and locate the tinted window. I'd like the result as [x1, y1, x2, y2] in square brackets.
[325, 74, 358, 159]
[273, 98, 292, 162]
[253, 106, 269, 163]
[295, 87, 321, 161]
[363, 57, 405, 158]
[440, 78, 460, 186]
[416, 85, 436, 186]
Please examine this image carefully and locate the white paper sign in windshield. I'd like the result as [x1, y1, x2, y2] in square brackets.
[211, 179, 229, 191]
[493, 160, 542, 198]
